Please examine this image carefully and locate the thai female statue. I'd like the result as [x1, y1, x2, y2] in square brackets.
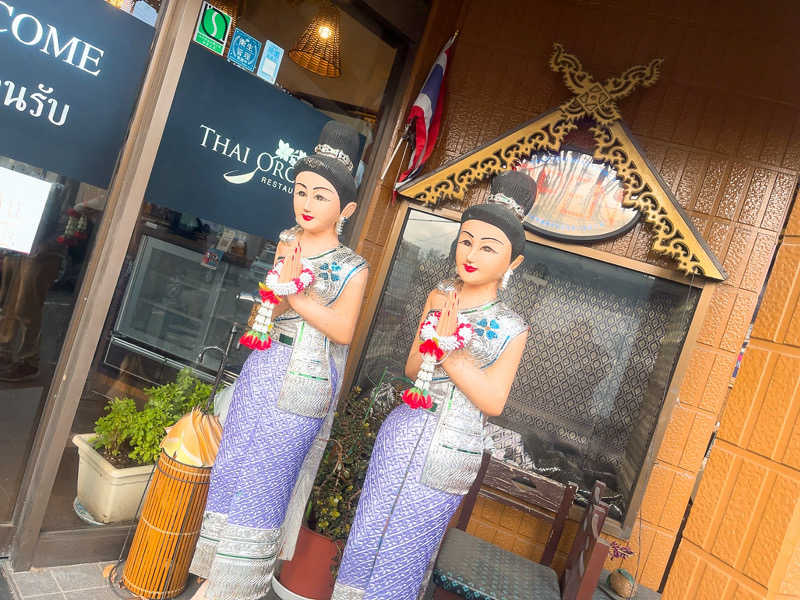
[190, 121, 368, 600]
[332, 171, 535, 600]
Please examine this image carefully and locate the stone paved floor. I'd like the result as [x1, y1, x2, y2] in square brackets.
[0, 567, 13, 600]
[0, 559, 443, 600]
[0, 561, 284, 600]
[0, 558, 654, 600]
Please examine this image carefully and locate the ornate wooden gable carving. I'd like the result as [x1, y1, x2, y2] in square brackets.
[397, 44, 727, 281]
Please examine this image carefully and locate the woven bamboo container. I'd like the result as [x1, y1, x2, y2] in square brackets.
[122, 452, 211, 599]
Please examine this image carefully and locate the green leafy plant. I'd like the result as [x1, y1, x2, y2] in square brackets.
[310, 372, 400, 545]
[92, 369, 211, 466]
[93, 397, 137, 458]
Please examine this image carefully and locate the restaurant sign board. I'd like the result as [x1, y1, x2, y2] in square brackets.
[0, 0, 154, 187]
[145, 43, 362, 242]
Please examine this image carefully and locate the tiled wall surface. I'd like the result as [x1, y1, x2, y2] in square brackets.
[663, 208, 800, 597]
[354, 0, 800, 591]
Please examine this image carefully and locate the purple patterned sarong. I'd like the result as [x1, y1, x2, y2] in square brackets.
[190, 342, 336, 600]
[334, 405, 463, 600]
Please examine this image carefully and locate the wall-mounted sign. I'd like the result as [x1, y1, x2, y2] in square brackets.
[145, 44, 362, 242]
[256, 40, 284, 85]
[228, 28, 261, 72]
[193, 1, 231, 56]
[0, 1, 154, 188]
[0, 166, 52, 253]
[131, 1, 158, 27]
[517, 151, 639, 242]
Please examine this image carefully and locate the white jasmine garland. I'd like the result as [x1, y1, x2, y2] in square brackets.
[419, 312, 474, 351]
[266, 258, 315, 296]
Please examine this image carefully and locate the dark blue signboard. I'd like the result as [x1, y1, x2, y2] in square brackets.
[146, 43, 358, 242]
[0, 0, 154, 188]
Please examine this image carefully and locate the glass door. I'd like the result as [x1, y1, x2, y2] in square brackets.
[0, 0, 158, 556]
[0, 163, 91, 551]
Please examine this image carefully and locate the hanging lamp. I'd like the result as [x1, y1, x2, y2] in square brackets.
[288, 2, 342, 78]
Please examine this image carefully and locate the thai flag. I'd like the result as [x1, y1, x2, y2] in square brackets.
[396, 32, 457, 186]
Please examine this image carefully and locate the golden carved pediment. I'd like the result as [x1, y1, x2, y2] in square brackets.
[397, 43, 726, 281]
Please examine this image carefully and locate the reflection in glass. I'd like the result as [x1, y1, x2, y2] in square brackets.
[0, 156, 107, 523]
[44, 203, 272, 531]
[357, 209, 700, 522]
[114, 235, 260, 375]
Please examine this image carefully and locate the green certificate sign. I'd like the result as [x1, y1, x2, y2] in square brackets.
[194, 2, 231, 56]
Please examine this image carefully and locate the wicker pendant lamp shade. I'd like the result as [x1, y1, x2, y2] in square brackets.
[289, 3, 342, 78]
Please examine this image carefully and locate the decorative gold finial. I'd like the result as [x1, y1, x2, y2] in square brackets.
[549, 43, 662, 127]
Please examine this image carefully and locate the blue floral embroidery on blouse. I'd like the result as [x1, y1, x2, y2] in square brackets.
[318, 261, 341, 281]
[474, 318, 500, 339]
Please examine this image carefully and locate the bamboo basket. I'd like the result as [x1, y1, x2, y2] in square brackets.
[122, 452, 212, 599]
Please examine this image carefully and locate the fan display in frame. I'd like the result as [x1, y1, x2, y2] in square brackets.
[519, 150, 640, 242]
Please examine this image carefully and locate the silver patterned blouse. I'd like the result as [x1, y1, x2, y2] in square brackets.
[419, 294, 528, 495]
[271, 240, 368, 418]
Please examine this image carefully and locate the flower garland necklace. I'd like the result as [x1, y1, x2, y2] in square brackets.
[239, 258, 315, 351]
[402, 311, 473, 410]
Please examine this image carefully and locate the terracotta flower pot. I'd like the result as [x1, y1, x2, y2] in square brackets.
[608, 568, 637, 597]
[275, 526, 340, 600]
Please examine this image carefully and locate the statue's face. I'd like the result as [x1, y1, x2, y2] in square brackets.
[455, 219, 513, 287]
[293, 170, 341, 234]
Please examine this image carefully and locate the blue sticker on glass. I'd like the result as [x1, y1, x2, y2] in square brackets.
[228, 28, 261, 72]
[256, 40, 285, 85]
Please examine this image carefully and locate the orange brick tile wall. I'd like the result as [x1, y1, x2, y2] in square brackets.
[353, 0, 800, 591]
[663, 204, 800, 598]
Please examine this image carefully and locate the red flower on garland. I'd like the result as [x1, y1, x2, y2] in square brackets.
[258, 286, 281, 305]
[239, 331, 271, 351]
[418, 339, 444, 361]
[402, 387, 432, 410]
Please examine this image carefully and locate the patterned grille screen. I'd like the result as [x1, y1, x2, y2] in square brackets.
[357, 210, 700, 521]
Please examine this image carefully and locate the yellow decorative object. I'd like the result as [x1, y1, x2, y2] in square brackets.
[122, 409, 223, 598]
[160, 409, 223, 468]
[549, 43, 661, 127]
[397, 43, 726, 281]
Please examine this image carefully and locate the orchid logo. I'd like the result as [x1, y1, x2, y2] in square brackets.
[200, 125, 302, 194]
[275, 140, 307, 166]
[276, 140, 293, 162]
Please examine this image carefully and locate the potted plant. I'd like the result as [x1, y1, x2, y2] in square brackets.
[274, 374, 399, 600]
[607, 541, 636, 597]
[73, 369, 211, 524]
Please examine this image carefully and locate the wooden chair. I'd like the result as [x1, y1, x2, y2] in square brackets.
[432, 453, 576, 598]
[561, 484, 611, 600]
[432, 454, 610, 600]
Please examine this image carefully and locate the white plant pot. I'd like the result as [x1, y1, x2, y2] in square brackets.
[272, 576, 315, 600]
[73, 433, 154, 524]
